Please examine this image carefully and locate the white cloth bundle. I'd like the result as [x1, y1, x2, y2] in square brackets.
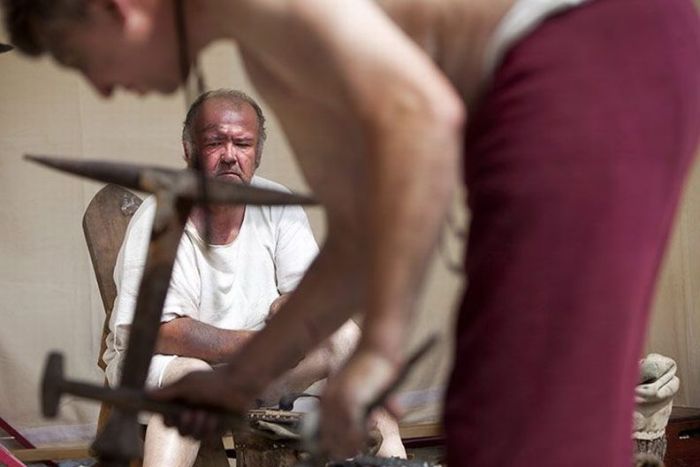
[633, 353, 680, 440]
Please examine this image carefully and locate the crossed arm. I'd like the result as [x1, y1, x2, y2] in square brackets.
[154, 293, 357, 401]
[155, 316, 255, 365]
[155, 292, 292, 364]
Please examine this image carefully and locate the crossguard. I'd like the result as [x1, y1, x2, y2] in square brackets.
[41, 352, 247, 429]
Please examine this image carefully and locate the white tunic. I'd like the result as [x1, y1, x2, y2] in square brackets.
[103, 176, 319, 387]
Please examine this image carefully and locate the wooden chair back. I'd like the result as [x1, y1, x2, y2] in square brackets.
[82, 184, 142, 371]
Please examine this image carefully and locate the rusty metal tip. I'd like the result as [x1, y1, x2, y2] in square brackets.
[24, 154, 60, 167]
[23, 155, 169, 193]
[24, 154, 69, 170]
[24, 154, 46, 163]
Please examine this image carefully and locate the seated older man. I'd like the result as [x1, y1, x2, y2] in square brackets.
[102, 89, 405, 466]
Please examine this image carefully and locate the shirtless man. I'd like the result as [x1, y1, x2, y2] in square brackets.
[3, 0, 699, 465]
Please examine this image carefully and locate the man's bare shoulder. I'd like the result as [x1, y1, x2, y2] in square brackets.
[378, 0, 516, 101]
[225, 0, 512, 53]
[378, 0, 515, 43]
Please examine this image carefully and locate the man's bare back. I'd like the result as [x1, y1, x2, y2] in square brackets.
[219, 0, 514, 387]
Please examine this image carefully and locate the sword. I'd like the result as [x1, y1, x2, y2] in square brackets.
[29, 155, 316, 465]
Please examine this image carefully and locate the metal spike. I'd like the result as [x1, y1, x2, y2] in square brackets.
[24, 155, 161, 192]
[25, 155, 318, 206]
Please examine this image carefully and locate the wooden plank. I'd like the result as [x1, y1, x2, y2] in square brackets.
[399, 422, 442, 439]
[222, 423, 443, 445]
[11, 445, 91, 463]
[670, 405, 700, 422]
[0, 417, 58, 467]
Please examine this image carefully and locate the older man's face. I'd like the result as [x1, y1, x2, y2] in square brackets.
[190, 99, 260, 185]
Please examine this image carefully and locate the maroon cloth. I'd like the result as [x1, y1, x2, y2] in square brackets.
[444, 0, 700, 465]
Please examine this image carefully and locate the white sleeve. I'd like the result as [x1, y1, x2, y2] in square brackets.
[111, 201, 200, 339]
[111, 199, 153, 333]
[105, 200, 200, 386]
[107, 198, 153, 379]
[275, 205, 319, 293]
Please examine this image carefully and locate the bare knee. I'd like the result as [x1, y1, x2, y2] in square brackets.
[144, 415, 200, 467]
[371, 409, 407, 459]
[325, 320, 361, 372]
[160, 357, 212, 387]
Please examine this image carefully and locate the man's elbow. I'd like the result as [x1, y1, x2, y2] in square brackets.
[155, 318, 186, 354]
[373, 72, 465, 130]
[432, 85, 466, 136]
[427, 88, 466, 171]
[409, 86, 465, 197]
[372, 80, 466, 169]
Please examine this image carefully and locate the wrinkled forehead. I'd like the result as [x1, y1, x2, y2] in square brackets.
[195, 100, 259, 136]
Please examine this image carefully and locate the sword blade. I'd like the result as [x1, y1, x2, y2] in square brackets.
[25, 155, 318, 206]
[24, 155, 165, 192]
